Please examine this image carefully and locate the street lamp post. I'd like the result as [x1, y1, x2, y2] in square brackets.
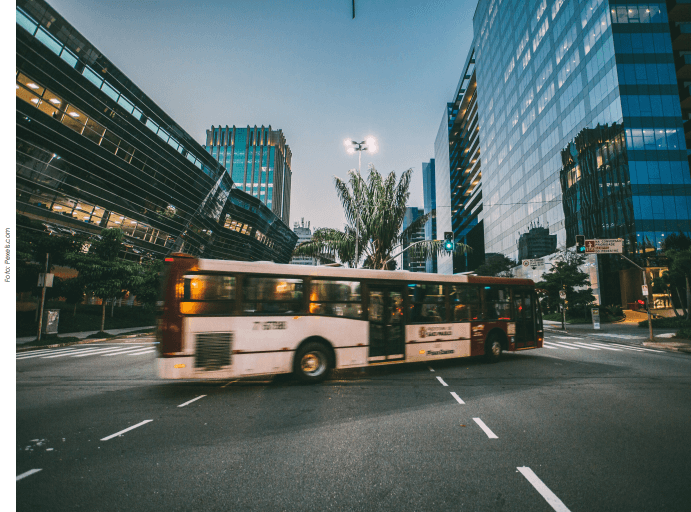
[344, 137, 378, 267]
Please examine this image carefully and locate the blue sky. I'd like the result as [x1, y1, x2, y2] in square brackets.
[46, 0, 477, 231]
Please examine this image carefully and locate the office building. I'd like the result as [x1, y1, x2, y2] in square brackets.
[290, 218, 319, 265]
[518, 224, 558, 260]
[435, 46, 485, 274]
[16, 0, 296, 263]
[472, 0, 690, 264]
[205, 125, 292, 225]
[422, 159, 437, 273]
[401, 207, 426, 272]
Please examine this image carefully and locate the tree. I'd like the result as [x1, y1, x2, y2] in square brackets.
[55, 277, 86, 316]
[66, 228, 142, 332]
[474, 254, 516, 277]
[292, 166, 468, 269]
[129, 259, 164, 309]
[536, 250, 595, 318]
[662, 233, 691, 319]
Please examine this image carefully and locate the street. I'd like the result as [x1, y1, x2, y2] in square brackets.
[16, 333, 691, 511]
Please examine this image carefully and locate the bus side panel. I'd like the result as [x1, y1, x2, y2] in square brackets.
[405, 323, 471, 362]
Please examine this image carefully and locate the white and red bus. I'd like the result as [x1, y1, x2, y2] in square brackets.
[157, 254, 543, 383]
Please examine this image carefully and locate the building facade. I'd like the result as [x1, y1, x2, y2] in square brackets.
[16, 0, 296, 263]
[290, 218, 319, 265]
[205, 125, 292, 225]
[401, 207, 426, 272]
[422, 159, 437, 273]
[518, 224, 558, 260]
[472, 0, 691, 262]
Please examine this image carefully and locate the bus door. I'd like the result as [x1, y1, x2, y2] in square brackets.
[368, 286, 404, 360]
[513, 290, 537, 348]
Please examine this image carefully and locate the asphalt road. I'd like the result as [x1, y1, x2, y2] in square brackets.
[16, 333, 691, 511]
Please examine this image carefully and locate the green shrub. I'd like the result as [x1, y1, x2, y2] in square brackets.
[638, 317, 691, 329]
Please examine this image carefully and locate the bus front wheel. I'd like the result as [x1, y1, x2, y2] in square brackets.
[294, 342, 331, 383]
[485, 334, 502, 363]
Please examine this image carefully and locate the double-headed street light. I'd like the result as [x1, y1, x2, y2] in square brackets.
[344, 137, 378, 266]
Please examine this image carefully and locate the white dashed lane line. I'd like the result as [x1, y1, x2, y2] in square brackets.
[518, 466, 571, 512]
[16, 469, 42, 482]
[473, 418, 498, 439]
[436, 376, 448, 387]
[427, 366, 435, 372]
[100, 420, 153, 441]
[450, 392, 465, 404]
[177, 395, 206, 408]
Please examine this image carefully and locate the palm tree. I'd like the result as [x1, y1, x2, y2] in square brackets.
[292, 166, 469, 269]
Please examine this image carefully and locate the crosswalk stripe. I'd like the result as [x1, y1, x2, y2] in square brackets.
[585, 342, 622, 351]
[565, 341, 601, 350]
[71, 345, 145, 357]
[39, 347, 108, 359]
[544, 342, 579, 350]
[101, 347, 152, 356]
[606, 342, 660, 353]
[541, 344, 557, 349]
[16, 346, 98, 359]
[126, 348, 156, 356]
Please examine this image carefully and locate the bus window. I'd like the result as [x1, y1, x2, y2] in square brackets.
[242, 276, 304, 315]
[179, 274, 235, 315]
[408, 284, 446, 323]
[309, 280, 362, 319]
[450, 285, 482, 321]
[484, 286, 512, 320]
[183, 274, 235, 301]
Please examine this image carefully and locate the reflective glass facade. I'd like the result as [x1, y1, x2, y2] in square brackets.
[16, 0, 296, 263]
[422, 159, 437, 273]
[473, 0, 691, 259]
[205, 126, 292, 225]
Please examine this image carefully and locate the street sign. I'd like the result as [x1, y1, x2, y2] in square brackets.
[559, 290, 566, 300]
[642, 285, 648, 296]
[591, 308, 600, 330]
[37, 273, 54, 288]
[584, 238, 623, 254]
[522, 259, 544, 268]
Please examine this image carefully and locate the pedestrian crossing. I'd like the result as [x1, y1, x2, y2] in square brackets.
[16, 344, 157, 361]
[543, 337, 662, 353]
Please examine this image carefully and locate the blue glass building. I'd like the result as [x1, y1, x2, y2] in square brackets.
[422, 159, 437, 273]
[205, 126, 292, 225]
[472, 0, 690, 262]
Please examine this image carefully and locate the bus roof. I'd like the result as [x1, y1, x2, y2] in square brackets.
[181, 257, 535, 286]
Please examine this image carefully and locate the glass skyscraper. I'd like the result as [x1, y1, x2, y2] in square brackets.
[205, 125, 292, 225]
[472, 0, 690, 262]
[422, 159, 437, 273]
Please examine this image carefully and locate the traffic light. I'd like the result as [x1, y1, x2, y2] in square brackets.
[576, 235, 586, 253]
[443, 231, 455, 252]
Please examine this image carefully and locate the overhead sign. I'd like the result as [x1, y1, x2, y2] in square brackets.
[584, 238, 623, 254]
[522, 259, 544, 268]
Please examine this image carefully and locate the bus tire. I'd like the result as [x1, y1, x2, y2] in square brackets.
[294, 342, 331, 383]
[485, 333, 502, 363]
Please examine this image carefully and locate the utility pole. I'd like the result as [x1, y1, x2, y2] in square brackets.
[36, 252, 49, 342]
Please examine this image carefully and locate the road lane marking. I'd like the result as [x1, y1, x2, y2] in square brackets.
[436, 376, 448, 387]
[101, 347, 153, 356]
[16, 469, 42, 481]
[544, 342, 578, 350]
[427, 366, 435, 372]
[126, 348, 156, 356]
[541, 344, 557, 349]
[550, 336, 583, 340]
[607, 342, 661, 353]
[586, 342, 622, 351]
[72, 345, 145, 357]
[178, 395, 207, 408]
[101, 420, 153, 441]
[41, 347, 110, 358]
[562, 341, 600, 350]
[517, 466, 571, 512]
[450, 392, 465, 404]
[473, 418, 498, 438]
[593, 333, 644, 339]
[17, 346, 98, 359]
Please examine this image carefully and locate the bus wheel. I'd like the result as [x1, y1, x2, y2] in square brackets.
[295, 342, 331, 383]
[485, 334, 502, 363]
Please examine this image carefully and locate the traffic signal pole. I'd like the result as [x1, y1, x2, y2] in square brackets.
[619, 253, 654, 342]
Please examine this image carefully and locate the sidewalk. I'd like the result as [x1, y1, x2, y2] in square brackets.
[16, 326, 155, 346]
[543, 319, 691, 354]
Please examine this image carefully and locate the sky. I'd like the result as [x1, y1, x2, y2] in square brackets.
[37, 0, 476, 232]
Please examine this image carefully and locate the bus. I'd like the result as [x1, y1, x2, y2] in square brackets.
[157, 254, 543, 383]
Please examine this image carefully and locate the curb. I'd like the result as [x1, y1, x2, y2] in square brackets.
[643, 341, 691, 354]
[16, 331, 155, 352]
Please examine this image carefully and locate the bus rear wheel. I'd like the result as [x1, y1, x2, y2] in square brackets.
[485, 334, 502, 363]
[294, 342, 331, 383]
